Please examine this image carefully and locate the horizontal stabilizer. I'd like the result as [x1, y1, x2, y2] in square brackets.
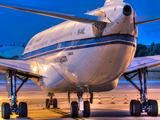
[0, 2, 111, 24]
[136, 14, 160, 25]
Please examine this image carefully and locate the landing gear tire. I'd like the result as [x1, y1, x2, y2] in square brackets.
[71, 101, 78, 118]
[132, 101, 141, 116]
[150, 100, 158, 116]
[83, 101, 90, 117]
[1, 103, 4, 118]
[130, 100, 136, 116]
[46, 99, 50, 108]
[147, 100, 152, 116]
[1, 103, 10, 119]
[124, 69, 159, 117]
[53, 99, 57, 108]
[19, 102, 28, 118]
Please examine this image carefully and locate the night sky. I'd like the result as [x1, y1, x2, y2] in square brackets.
[0, 0, 160, 46]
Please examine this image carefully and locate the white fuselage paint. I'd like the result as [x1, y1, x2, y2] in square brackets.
[23, 2, 137, 93]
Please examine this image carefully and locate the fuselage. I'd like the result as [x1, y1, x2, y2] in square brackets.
[23, 2, 137, 93]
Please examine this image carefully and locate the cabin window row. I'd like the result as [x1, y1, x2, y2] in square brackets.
[23, 35, 134, 58]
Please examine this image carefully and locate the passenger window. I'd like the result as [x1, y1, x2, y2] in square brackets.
[57, 43, 61, 48]
[61, 42, 66, 47]
[72, 41, 77, 46]
[77, 40, 86, 45]
[66, 42, 73, 47]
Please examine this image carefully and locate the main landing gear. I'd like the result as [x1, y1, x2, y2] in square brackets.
[123, 68, 158, 116]
[45, 93, 58, 109]
[69, 92, 93, 118]
[1, 70, 29, 119]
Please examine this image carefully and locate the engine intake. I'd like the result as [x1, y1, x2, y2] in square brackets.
[123, 5, 132, 16]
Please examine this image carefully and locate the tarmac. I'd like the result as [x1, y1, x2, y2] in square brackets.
[0, 80, 160, 120]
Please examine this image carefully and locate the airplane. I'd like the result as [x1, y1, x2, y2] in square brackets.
[0, 0, 160, 119]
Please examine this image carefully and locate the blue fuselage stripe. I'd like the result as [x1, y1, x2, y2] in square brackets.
[23, 34, 136, 60]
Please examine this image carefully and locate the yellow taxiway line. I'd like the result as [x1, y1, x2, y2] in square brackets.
[47, 108, 84, 120]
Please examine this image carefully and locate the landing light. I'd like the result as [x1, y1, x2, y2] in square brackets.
[33, 67, 37, 72]
[57, 52, 62, 57]
[43, 66, 48, 71]
[50, 63, 55, 66]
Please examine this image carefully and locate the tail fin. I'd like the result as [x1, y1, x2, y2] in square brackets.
[104, 0, 123, 6]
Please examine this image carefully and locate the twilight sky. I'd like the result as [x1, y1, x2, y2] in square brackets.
[0, 0, 160, 46]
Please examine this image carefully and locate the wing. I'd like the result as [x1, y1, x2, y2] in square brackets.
[0, 2, 111, 24]
[136, 14, 160, 25]
[0, 59, 42, 79]
[125, 55, 160, 74]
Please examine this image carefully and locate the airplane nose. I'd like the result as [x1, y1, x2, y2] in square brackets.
[123, 5, 132, 16]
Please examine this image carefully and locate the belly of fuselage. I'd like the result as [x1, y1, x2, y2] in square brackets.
[58, 36, 136, 87]
[34, 35, 136, 93]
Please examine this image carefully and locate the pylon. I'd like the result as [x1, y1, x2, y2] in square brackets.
[110, 95, 115, 104]
[98, 95, 102, 104]
[86, 95, 89, 101]
[137, 95, 139, 101]
[123, 95, 128, 104]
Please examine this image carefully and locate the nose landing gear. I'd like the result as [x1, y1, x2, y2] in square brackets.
[69, 92, 93, 118]
[45, 93, 58, 109]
